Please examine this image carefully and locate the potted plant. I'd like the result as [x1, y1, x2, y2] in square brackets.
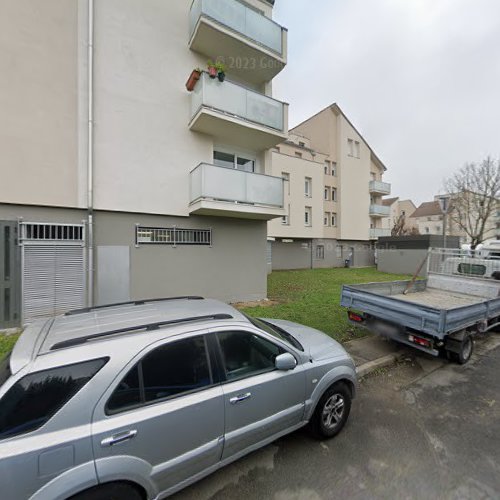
[215, 61, 226, 82]
[185, 67, 202, 92]
[207, 60, 217, 79]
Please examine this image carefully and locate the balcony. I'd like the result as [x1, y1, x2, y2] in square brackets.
[369, 180, 391, 195]
[369, 228, 391, 239]
[189, 0, 287, 85]
[190, 163, 284, 220]
[189, 72, 288, 150]
[369, 204, 391, 217]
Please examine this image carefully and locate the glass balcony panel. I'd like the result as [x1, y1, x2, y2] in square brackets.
[190, 0, 283, 55]
[192, 73, 284, 132]
[369, 204, 391, 216]
[191, 163, 283, 207]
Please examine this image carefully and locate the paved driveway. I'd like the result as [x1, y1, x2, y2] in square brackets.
[174, 335, 500, 500]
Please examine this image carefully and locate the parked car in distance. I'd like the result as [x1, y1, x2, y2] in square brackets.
[0, 297, 357, 500]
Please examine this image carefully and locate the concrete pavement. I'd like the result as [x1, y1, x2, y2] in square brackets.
[173, 334, 500, 500]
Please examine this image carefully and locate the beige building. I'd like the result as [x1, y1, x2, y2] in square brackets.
[381, 198, 417, 234]
[267, 104, 390, 270]
[0, 0, 289, 326]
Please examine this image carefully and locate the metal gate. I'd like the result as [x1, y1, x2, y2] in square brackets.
[0, 221, 21, 329]
[20, 223, 87, 323]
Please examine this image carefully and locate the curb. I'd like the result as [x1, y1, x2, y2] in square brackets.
[356, 351, 405, 378]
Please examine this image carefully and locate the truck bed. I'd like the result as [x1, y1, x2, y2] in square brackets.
[341, 276, 500, 339]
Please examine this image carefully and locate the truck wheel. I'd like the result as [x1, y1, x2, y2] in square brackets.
[68, 482, 144, 500]
[448, 334, 474, 365]
[309, 382, 352, 439]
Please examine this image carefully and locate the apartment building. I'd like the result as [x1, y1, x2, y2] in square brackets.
[381, 198, 417, 234]
[267, 104, 390, 270]
[0, 0, 288, 326]
[410, 195, 499, 243]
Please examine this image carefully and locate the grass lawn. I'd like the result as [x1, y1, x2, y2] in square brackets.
[0, 333, 20, 360]
[239, 267, 410, 343]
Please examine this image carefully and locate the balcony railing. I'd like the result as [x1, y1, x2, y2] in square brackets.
[190, 163, 284, 208]
[189, 0, 284, 55]
[369, 228, 391, 239]
[369, 180, 391, 195]
[369, 204, 391, 217]
[191, 72, 285, 132]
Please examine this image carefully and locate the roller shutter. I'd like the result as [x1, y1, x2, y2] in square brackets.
[22, 244, 86, 322]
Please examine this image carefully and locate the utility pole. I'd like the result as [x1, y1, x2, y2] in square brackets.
[438, 196, 450, 249]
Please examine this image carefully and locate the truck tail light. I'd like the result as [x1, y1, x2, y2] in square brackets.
[348, 311, 364, 323]
[408, 334, 431, 348]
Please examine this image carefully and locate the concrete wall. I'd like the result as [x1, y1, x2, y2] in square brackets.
[0, 0, 80, 208]
[271, 238, 374, 270]
[377, 249, 429, 277]
[0, 204, 268, 303]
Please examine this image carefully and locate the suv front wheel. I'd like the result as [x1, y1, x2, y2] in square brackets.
[310, 382, 352, 439]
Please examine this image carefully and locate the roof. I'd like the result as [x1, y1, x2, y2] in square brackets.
[382, 197, 399, 206]
[291, 103, 388, 171]
[409, 201, 443, 218]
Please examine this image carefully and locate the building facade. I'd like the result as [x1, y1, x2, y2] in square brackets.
[267, 104, 390, 270]
[381, 198, 417, 235]
[0, 0, 288, 326]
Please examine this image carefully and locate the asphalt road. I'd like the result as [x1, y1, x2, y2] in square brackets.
[174, 335, 500, 500]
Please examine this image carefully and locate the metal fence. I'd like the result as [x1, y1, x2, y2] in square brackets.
[427, 247, 500, 280]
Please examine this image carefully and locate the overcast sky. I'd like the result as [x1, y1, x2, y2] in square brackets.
[272, 0, 500, 206]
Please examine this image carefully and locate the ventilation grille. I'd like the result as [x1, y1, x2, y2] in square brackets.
[136, 226, 212, 246]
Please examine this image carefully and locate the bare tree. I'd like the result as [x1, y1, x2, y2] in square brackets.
[443, 157, 500, 248]
[391, 214, 420, 236]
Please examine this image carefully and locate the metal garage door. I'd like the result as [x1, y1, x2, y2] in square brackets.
[21, 223, 86, 323]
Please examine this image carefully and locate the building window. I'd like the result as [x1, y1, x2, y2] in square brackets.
[324, 187, 330, 201]
[213, 150, 255, 173]
[282, 204, 290, 225]
[316, 245, 325, 260]
[436, 226, 441, 232]
[425, 227, 430, 234]
[332, 213, 337, 227]
[282, 172, 290, 195]
[20, 223, 84, 242]
[331, 162, 337, 176]
[401, 210, 406, 216]
[295, 151, 302, 158]
[324, 162, 329, 175]
[354, 141, 360, 158]
[305, 207, 312, 226]
[348, 139, 354, 156]
[305, 177, 312, 197]
[136, 227, 212, 246]
[324, 212, 330, 226]
[332, 188, 337, 202]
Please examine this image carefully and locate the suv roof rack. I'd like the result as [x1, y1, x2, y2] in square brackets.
[51, 313, 233, 351]
[64, 296, 205, 316]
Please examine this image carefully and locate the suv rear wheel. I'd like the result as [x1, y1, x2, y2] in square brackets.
[69, 482, 144, 500]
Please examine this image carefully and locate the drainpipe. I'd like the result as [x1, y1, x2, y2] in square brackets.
[87, 0, 95, 307]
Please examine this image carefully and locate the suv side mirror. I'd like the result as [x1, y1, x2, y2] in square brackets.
[275, 353, 297, 371]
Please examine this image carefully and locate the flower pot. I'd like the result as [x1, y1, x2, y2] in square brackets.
[185, 69, 201, 92]
[217, 71, 225, 82]
[208, 67, 217, 78]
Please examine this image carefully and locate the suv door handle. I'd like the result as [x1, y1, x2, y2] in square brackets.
[230, 392, 252, 405]
[101, 429, 138, 447]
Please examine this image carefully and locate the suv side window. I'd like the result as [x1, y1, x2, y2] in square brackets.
[107, 335, 211, 414]
[217, 331, 285, 382]
[0, 358, 108, 440]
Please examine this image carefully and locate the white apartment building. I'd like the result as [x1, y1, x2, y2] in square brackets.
[0, 0, 288, 327]
[267, 104, 390, 270]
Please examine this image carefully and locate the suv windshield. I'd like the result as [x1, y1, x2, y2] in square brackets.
[245, 315, 304, 351]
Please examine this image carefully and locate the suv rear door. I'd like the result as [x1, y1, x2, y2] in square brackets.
[91, 332, 224, 497]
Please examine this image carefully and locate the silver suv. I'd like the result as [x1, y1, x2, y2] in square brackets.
[0, 297, 357, 500]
